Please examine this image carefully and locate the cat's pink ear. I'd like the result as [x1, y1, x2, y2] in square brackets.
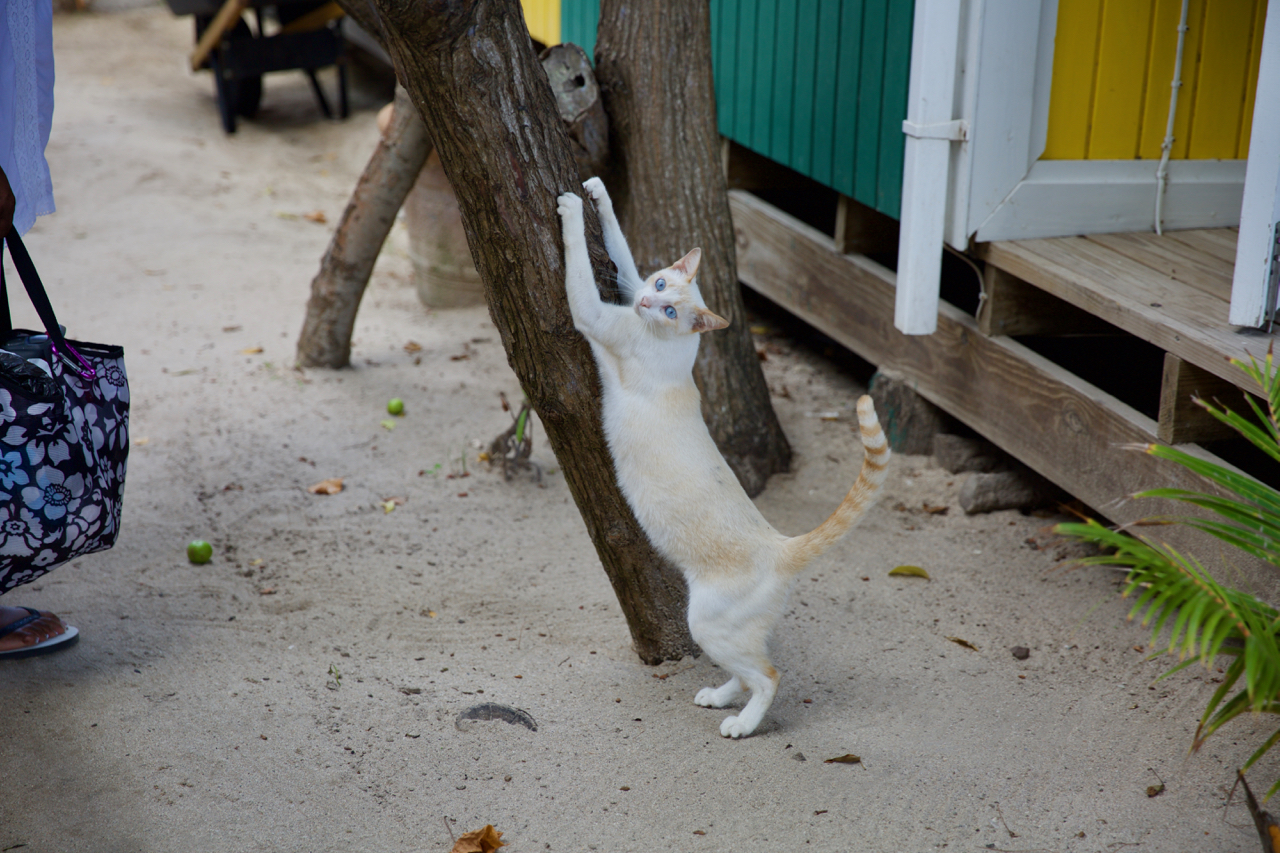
[691, 307, 729, 333]
[671, 247, 702, 279]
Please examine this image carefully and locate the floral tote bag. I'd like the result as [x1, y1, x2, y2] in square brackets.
[0, 229, 129, 592]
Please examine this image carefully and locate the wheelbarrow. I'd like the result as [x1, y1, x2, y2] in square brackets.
[167, 0, 349, 133]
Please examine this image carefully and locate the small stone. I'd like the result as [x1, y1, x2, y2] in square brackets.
[933, 434, 1008, 474]
[792, 751, 807, 762]
[959, 469, 1057, 514]
[1011, 646, 1030, 661]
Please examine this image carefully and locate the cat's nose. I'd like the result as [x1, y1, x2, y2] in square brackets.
[638, 296, 651, 308]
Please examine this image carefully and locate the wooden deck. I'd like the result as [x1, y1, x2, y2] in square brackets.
[729, 189, 1278, 597]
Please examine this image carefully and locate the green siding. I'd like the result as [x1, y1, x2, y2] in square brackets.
[559, 0, 914, 219]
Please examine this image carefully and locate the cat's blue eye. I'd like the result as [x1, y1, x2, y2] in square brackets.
[664, 306, 677, 319]
[655, 278, 666, 292]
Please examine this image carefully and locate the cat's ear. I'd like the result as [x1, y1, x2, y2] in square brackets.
[691, 307, 729, 333]
[671, 247, 702, 280]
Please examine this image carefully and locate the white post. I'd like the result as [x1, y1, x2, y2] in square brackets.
[1229, 0, 1280, 328]
[895, 0, 964, 335]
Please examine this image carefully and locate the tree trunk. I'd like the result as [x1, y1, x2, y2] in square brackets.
[296, 84, 431, 368]
[593, 0, 791, 497]
[345, 0, 696, 663]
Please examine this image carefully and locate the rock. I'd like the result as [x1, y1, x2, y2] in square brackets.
[934, 433, 1008, 474]
[959, 469, 1056, 514]
[454, 703, 538, 732]
[792, 751, 807, 762]
[1011, 646, 1030, 661]
[867, 369, 952, 455]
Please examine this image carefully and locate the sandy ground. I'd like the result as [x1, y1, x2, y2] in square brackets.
[2, 8, 1277, 852]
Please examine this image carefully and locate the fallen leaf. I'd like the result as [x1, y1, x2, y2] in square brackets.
[259, 587, 276, 595]
[450, 825, 507, 853]
[274, 211, 299, 220]
[946, 636, 979, 652]
[692, 830, 706, 836]
[240, 346, 264, 355]
[823, 754, 862, 765]
[249, 558, 264, 566]
[450, 353, 470, 361]
[381, 496, 406, 507]
[888, 565, 930, 580]
[303, 210, 327, 224]
[381, 500, 397, 514]
[307, 477, 344, 495]
[403, 341, 423, 353]
[1147, 784, 1165, 797]
[133, 436, 150, 446]
[380, 419, 396, 431]
[222, 325, 242, 333]
[922, 502, 949, 515]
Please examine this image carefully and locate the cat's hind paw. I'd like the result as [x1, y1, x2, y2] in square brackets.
[695, 682, 743, 708]
[719, 715, 757, 739]
[556, 192, 583, 220]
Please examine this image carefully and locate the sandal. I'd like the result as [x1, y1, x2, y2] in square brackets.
[0, 607, 79, 659]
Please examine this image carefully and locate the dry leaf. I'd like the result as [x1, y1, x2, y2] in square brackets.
[222, 324, 242, 332]
[450, 825, 506, 853]
[240, 346, 264, 355]
[823, 754, 862, 765]
[888, 565, 930, 580]
[381, 500, 397, 514]
[450, 353, 470, 361]
[303, 210, 327, 224]
[259, 587, 276, 595]
[403, 341, 423, 353]
[307, 477, 344, 495]
[133, 436, 150, 446]
[922, 502, 949, 515]
[946, 636, 979, 652]
[380, 419, 396, 431]
[1147, 784, 1165, 797]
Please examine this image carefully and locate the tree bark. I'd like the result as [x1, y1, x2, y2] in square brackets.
[594, 0, 791, 497]
[296, 84, 431, 368]
[344, 0, 696, 663]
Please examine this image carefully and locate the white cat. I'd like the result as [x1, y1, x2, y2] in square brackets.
[557, 178, 890, 738]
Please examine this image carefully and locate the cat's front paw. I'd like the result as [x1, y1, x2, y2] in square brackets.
[582, 177, 610, 206]
[719, 715, 756, 739]
[556, 192, 583, 221]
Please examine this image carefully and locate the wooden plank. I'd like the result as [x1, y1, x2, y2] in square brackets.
[1158, 352, 1242, 443]
[730, 189, 1275, 596]
[834, 194, 898, 256]
[769, 0, 799, 163]
[189, 0, 249, 71]
[791, 0, 821, 175]
[1187, 0, 1256, 159]
[831, 0, 865, 196]
[1238, 0, 1268, 157]
[876, 0, 912, 217]
[751, 0, 779, 156]
[1088, 0, 1155, 159]
[1166, 227, 1239, 264]
[1084, 231, 1234, 301]
[978, 235, 1274, 397]
[733, 0, 758, 145]
[854, 0, 886, 205]
[1042, 0, 1103, 159]
[977, 265, 1115, 337]
[809, 0, 843, 186]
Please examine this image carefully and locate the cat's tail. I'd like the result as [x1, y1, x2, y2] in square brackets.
[780, 395, 890, 577]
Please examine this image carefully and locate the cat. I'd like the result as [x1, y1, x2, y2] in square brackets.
[556, 178, 890, 738]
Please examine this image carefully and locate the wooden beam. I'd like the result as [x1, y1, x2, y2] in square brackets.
[977, 263, 1114, 336]
[280, 1, 345, 35]
[190, 0, 249, 72]
[1157, 353, 1244, 444]
[729, 189, 1277, 595]
[834, 194, 898, 256]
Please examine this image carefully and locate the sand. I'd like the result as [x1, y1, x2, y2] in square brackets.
[1, 7, 1273, 852]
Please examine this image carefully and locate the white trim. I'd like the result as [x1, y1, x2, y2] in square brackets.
[1229, 0, 1280, 328]
[894, 0, 964, 335]
[973, 159, 1245, 242]
[903, 119, 968, 141]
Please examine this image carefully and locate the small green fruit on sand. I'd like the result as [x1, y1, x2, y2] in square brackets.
[187, 540, 213, 564]
[387, 398, 405, 416]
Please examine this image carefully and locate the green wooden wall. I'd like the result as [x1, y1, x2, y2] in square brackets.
[561, 0, 914, 220]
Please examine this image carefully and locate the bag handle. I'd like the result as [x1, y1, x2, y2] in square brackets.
[1, 227, 95, 380]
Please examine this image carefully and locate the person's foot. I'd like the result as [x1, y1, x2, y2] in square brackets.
[0, 606, 79, 658]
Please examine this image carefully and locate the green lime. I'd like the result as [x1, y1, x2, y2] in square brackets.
[187, 540, 213, 564]
[387, 397, 405, 416]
